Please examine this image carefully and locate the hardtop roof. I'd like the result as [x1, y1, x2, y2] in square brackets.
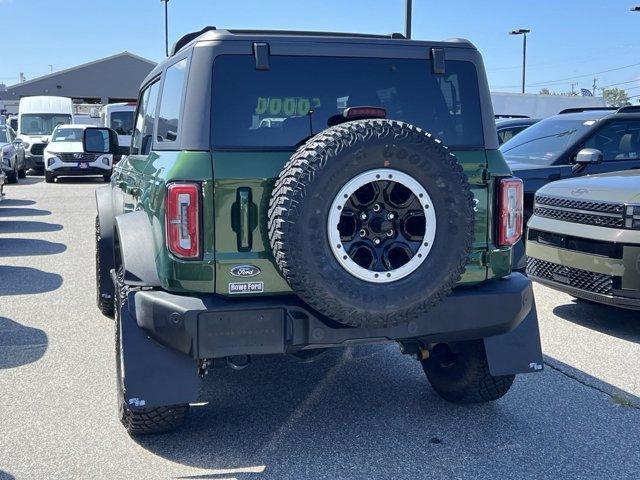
[143, 27, 478, 88]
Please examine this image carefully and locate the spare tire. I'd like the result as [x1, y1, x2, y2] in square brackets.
[268, 119, 474, 328]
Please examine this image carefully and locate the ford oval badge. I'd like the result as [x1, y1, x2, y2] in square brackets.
[230, 265, 261, 278]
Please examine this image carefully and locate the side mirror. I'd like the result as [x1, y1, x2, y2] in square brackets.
[83, 127, 118, 154]
[575, 148, 603, 165]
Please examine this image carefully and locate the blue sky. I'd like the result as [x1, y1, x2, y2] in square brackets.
[1, 0, 639, 97]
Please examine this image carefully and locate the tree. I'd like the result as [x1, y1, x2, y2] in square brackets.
[603, 88, 631, 107]
[539, 88, 552, 95]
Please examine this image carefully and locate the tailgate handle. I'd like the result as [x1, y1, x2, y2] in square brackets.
[233, 188, 254, 251]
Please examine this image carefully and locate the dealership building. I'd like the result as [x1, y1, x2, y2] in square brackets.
[0, 52, 156, 115]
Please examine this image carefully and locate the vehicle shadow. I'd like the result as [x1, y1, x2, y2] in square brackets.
[0, 199, 36, 207]
[15, 176, 42, 185]
[0, 207, 51, 217]
[0, 220, 63, 234]
[553, 301, 640, 343]
[55, 177, 107, 184]
[0, 266, 63, 296]
[0, 238, 66, 257]
[0, 317, 47, 370]
[133, 346, 640, 479]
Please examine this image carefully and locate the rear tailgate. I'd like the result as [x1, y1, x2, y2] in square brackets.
[212, 150, 491, 296]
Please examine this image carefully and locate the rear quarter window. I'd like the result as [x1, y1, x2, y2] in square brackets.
[211, 55, 484, 150]
[157, 58, 188, 144]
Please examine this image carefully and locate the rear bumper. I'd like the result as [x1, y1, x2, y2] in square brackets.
[119, 273, 542, 408]
[127, 273, 537, 359]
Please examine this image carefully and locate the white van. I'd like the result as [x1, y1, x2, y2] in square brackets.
[100, 103, 135, 161]
[17, 96, 73, 170]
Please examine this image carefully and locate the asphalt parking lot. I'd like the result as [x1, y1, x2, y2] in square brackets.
[1, 177, 639, 480]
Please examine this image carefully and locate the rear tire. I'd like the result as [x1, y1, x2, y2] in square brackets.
[422, 340, 515, 404]
[7, 164, 18, 184]
[95, 216, 114, 317]
[45, 171, 55, 183]
[18, 167, 26, 179]
[114, 269, 189, 435]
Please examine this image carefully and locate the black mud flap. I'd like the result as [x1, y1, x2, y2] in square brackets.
[120, 290, 201, 409]
[484, 302, 543, 376]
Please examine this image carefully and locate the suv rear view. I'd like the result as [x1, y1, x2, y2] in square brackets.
[94, 28, 543, 435]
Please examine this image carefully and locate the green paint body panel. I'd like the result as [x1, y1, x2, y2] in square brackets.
[115, 151, 216, 293]
[210, 148, 512, 296]
[117, 146, 515, 296]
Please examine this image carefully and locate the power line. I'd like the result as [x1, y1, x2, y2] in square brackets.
[526, 62, 640, 87]
[601, 78, 640, 89]
[493, 61, 640, 90]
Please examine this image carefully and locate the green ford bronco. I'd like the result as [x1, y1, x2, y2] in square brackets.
[91, 28, 543, 435]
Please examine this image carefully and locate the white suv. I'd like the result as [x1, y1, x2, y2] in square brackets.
[44, 124, 113, 183]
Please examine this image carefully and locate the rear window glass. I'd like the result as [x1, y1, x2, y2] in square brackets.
[212, 55, 484, 149]
[157, 58, 187, 143]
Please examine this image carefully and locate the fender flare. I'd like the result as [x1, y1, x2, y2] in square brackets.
[114, 210, 162, 287]
[95, 186, 116, 299]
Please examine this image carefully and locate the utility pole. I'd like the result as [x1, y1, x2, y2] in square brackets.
[161, 0, 170, 57]
[404, 0, 412, 39]
[48, 65, 53, 74]
[592, 78, 598, 96]
[509, 29, 530, 94]
[570, 82, 577, 95]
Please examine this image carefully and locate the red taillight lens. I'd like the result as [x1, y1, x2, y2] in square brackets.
[165, 183, 200, 259]
[343, 106, 387, 120]
[498, 177, 523, 247]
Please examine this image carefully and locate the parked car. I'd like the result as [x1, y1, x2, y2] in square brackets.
[1, 125, 26, 183]
[501, 106, 640, 270]
[100, 102, 135, 162]
[526, 170, 640, 310]
[93, 28, 542, 435]
[44, 124, 113, 183]
[496, 117, 539, 145]
[16, 96, 74, 171]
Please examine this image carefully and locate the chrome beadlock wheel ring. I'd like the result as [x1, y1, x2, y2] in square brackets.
[328, 168, 436, 283]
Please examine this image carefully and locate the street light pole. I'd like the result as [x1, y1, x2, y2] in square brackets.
[404, 0, 412, 39]
[161, 0, 169, 57]
[509, 29, 530, 94]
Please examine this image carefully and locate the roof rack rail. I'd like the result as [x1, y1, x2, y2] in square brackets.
[170, 26, 217, 56]
[225, 29, 406, 39]
[558, 107, 617, 115]
[494, 114, 530, 119]
[168, 28, 411, 57]
[616, 105, 640, 113]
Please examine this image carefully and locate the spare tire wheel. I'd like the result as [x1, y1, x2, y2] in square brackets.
[268, 119, 475, 328]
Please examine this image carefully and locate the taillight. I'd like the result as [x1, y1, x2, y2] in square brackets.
[498, 177, 523, 247]
[165, 183, 200, 259]
[343, 106, 387, 120]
